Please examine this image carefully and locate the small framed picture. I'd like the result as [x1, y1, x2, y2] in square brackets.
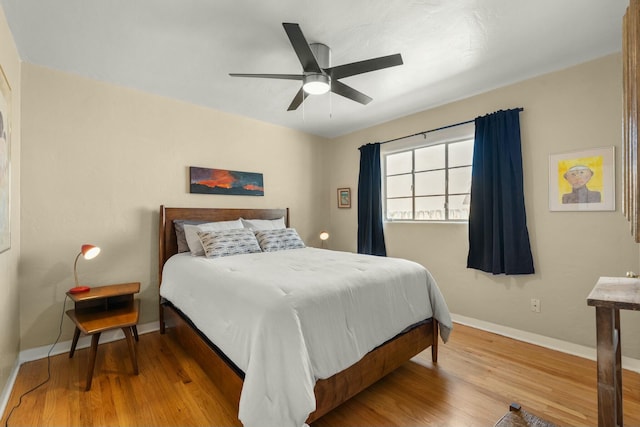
[548, 147, 615, 211]
[337, 188, 351, 208]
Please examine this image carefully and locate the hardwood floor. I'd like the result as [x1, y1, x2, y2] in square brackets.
[3, 323, 640, 426]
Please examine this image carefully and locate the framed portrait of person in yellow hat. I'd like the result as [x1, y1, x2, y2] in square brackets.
[549, 147, 615, 211]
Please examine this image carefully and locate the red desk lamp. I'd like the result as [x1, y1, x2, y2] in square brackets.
[70, 244, 101, 293]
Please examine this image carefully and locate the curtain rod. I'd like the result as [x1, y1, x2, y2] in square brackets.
[378, 107, 524, 145]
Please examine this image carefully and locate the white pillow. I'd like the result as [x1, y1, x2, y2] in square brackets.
[255, 229, 306, 252]
[240, 217, 286, 231]
[184, 219, 244, 256]
[197, 229, 261, 258]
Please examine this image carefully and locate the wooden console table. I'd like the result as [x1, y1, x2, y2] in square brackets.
[66, 282, 140, 391]
[587, 276, 640, 427]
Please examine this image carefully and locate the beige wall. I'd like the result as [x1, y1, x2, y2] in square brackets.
[14, 45, 640, 359]
[326, 54, 640, 357]
[19, 64, 329, 349]
[0, 5, 21, 389]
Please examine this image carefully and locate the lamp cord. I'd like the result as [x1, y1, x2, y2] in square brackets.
[4, 294, 69, 427]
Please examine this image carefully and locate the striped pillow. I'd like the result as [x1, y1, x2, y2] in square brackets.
[255, 228, 306, 252]
[197, 229, 261, 258]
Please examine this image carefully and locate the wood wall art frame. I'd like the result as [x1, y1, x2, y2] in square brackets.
[623, 1, 640, 242]
[337, 187, 351, 208]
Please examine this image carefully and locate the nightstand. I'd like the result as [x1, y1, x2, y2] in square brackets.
[66, 282, 140, 391]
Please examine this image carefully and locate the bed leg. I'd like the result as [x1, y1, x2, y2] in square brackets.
[159, 302, 165, 334]
[431, 319, 439, 363]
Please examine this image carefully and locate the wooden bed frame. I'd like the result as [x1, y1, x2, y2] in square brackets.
[158, 205, 439, 424]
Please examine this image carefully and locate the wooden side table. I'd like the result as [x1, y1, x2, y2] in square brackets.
[587, 276, 640, 427]
[66, 282, 141, 391]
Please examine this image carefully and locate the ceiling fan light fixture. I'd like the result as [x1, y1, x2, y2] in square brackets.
[229, 24, 402, 110]
[303, 74, 330, 95]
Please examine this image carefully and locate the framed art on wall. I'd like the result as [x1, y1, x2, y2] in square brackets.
[338, 188, 351, 208]
[548, 147, 615, 212]
[190, 166, 264, 196]
[0, 64, 11, 253]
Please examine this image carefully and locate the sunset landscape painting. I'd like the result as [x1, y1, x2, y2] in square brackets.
[190, 167, 264, 196]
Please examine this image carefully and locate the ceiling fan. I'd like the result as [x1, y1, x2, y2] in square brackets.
[229, 23, 403, 111]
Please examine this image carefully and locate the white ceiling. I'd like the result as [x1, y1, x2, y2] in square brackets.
[0, 0, 629, 138]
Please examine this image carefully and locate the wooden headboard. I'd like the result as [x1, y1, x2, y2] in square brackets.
[158, 205, 289, 284]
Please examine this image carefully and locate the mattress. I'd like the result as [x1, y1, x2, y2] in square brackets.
[160, 247, 452, 427]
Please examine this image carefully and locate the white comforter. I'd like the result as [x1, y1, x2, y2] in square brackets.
[160, 247, 452, 427]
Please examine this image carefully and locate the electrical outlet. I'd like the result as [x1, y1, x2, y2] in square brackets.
[530, 298, 541, 313]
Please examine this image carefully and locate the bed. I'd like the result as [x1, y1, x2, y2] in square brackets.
[158, 206, 452, 427]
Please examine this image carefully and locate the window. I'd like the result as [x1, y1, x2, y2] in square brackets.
[383, 130, 474, 222]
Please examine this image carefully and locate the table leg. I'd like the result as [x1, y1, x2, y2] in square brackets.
[122, 327, 139, 375]
[69, 327, 81, 358]
[595, 306, 623, 427]
[132, 325, 139, 342]
[85, 333, 101, 391]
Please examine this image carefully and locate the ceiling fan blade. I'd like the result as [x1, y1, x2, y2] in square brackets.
[282, 23, 322, 73]
[287, 87, 308, 111]
[229, 73, 303, 80]
[331, 80, 372, 105]
[327, 53, 403, 80]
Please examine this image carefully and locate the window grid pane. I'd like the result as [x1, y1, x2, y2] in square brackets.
[386, 151, 412, 175]
[415, 170, 445, 196]
[449, 139, 474, 167]
[386, 174, 412, 198]
[415, 196, 446, 220]
[448, 194, 470, 220]
[448, 166, 472, 195]
[386, 197, 413, 220]
[415, 145, 445, 171]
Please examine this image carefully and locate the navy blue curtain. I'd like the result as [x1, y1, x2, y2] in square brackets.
[467, 109, 534, 275]
[357, 143, 387, 256]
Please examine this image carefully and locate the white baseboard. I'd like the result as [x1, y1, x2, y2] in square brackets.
[452, 313, 640, 374]
[0, 358, 21, 422]
[0, 321, 159, 419]
[17, 321, 159, 364]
